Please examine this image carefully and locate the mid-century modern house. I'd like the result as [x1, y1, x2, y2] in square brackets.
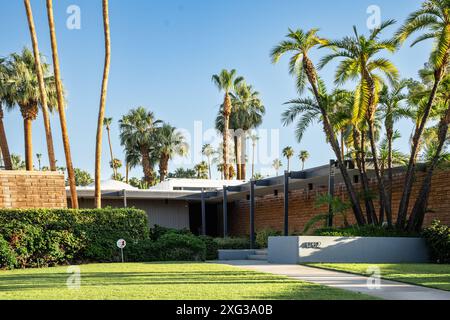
[68, 162, 450, 239]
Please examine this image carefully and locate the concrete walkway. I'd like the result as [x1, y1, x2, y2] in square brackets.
[214, 260, 450, 300]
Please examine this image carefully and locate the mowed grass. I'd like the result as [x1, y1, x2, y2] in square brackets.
[0, 262, 375, 300]
[308, 263, 450, 291]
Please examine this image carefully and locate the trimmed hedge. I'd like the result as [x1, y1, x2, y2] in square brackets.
[0, 208, 148, 269]
[313, 225, 419, 237]
[423, 220, 450, 264]
[256, 229, 282, 248]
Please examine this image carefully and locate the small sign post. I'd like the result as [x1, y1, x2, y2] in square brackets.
[116, 239, 126, 263]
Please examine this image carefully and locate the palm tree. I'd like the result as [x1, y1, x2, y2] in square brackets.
[272, 28, 366, 225]
[155, 123, 188, 182]
[212, 69, 244, 180]
[282, 146, 294, 171]
[103, 117, 117, 179]
[194, 161, 209, 179]
[94, 0, 111, 208]
[202, 144, 215, 179]
[11, 154, 26, 170]
[395, 0, 450, 228]
[124, 146, 141, 184]
[36, 153, 42, 171]
[119, 107, 160, 185]
[299, 150, 309, 170]
[7, 48, 57, 171]
[249, 133, 259, 178]
[272, 158, 283, 176]
[24, 0, 57, 172]
[379, 80, 410, 214]
[215, 82, 265, 180]
[46, 0, 78, 208]
[0, 58, 12, 170]
[320, 21, 399, 225]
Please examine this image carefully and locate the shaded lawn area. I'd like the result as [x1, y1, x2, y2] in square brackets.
[0, 262, 375, 300]
[307, 263, 450, 291]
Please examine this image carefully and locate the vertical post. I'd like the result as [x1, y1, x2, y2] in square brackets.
[283, 171, 289, 236]
[201, 188, 206, 236]
[123, 189, 127, 208]
[223, 186, 228, 237]
[328, 160, 336, 227]
[250, 180, 255, 249]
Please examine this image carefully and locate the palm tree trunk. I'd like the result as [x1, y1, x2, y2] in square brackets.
[340, 130, 345, 160]
[251, 143, 255, 178]
[159, 154, 169, 182]
[223, 93, 232, 180]
[303, 55, 366, 225]
[353, 128, 376, 224]
[125, 161, 129, 184]
[387, 127, 394, 222]
[106, 127, 116, 179]
[397, 68, 444, 228]
[24, 0, 57, 172]
[207, 156, 211, 179]
[141, 149, 153, 185]
[94, 0, 111, 208]
[407, 104, 450, 232]
[24, 117, 33, 171]
[234, 136, 240, 180]
[46, 0, 78, 208]
[287, 158, 290, 172]
[0, 107, 12, 170]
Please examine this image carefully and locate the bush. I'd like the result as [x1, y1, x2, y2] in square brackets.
[214, 237, 250, 250]
[0, 208, 148, 269]
[0, 235, 16, 269]
[423, 220, 450, 264]
[199, 236, 219, 260]
[313, 225, 418, 237]
[149, 225, 191, 241]
[256, 229, 282, 248]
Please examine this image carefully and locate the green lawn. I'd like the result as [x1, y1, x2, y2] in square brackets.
[0, 262, 375, 300]
[307, 263, 450, 291]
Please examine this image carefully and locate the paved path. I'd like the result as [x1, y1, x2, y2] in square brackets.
[214, 260, 450, 300]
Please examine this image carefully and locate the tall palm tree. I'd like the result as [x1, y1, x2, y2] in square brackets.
[212, 69, 244, 180]
[7, 48, 57, 171]
[249, 133, 259, 178]
[119, 107, 160, 185]
[155, 123, 188, 182]
[46, 0, 78, 208]
[24, 0, 56, 171]
[216, 82, 265, 180]
[201, 144, 215, 179]
[0, 58, 12, 170]
[320, 21, 399, 225]
[272, 158, 283, 176]
[299, 150, 309, 170]
[408, 74, 450, 231]
[103, 117, 117, 179]
[36, 153, 42, 171]
[282, 146, 294, 171]
[124, 146, 141, 184]
[395, 0, 450, 228]
[272, 28, 366, 225]
[94, 0, 111, 208]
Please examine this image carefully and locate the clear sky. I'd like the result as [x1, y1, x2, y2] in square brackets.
[0, 0, 429, 180]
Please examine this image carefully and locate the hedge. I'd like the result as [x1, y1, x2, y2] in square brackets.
[0, 208, 148, 269]
[422, 220, 450, 264]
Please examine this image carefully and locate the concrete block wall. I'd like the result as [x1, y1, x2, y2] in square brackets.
[0, 171, 67, 209]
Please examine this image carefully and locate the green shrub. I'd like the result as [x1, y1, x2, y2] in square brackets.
[155, 233, 206, 261]
[149, 225, 191, 241]
[199, 236, 219, 260]
[256, 229, 282, 248]
[0, 235, 16, 269]
[214, 237, 250, 250]
[313, 225, 418, 237]
[0, 208, 148, 269]
[126, 239, 158, 262]
[423, 220, 450, 264]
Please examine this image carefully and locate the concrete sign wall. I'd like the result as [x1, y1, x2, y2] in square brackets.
[268, 236, 429, 264]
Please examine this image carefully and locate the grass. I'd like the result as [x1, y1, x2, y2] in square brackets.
[307, 263, 450, 291]
[0, 262, 375, 300]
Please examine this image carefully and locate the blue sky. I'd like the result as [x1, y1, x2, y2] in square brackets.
[0, 0, 429, 180]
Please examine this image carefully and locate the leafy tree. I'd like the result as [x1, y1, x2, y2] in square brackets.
[72, 168, 93, 187]
[168, 168, 197, 179]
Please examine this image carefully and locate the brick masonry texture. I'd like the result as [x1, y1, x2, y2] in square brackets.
[0, 171, 67, 209]
[229, 169, 450, 236]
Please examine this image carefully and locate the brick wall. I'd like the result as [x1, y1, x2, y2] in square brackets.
[229, 169, 450, 236]
[0, 171, 67, 209]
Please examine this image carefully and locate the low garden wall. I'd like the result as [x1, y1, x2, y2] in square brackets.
[0, 171, 67, 209]
[268, 236, 429, 264]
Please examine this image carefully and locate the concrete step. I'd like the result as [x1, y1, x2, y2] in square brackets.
[255, 249, 268, 255]
[247, 254, 268, 261]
